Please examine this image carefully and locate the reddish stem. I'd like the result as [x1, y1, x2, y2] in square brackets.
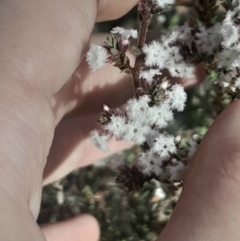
[132, 0, 152, 91]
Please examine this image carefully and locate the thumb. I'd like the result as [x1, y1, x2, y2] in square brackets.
[41, 215, 100, 241]
[158, 100, 240, 241]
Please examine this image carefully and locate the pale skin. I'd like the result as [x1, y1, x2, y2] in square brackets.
[0, 0, 240, 240]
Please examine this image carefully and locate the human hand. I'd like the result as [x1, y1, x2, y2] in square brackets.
[157, 100, 240, 241]
[0, 0, 138, 240]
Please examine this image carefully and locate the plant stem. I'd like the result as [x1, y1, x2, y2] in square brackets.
[132, 0, 152, 91]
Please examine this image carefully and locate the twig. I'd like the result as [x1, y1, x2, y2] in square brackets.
[132, 0, 152, 91]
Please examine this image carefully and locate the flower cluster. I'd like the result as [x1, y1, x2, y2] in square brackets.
[85, 0, 240, 190]
[86, 28, 136, 73]
[89, 75, 194, 185]
[142, 23, 195, 79]
[194, 1, 240, 101]
[91, 80, 186, 146]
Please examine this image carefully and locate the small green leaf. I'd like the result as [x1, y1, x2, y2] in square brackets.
[110, 48, 119, 55]
[131, 46, 142, 56]
[113, 37, 118, 49]
[105, 40, 113, 47]
[209, 70, 218, 81]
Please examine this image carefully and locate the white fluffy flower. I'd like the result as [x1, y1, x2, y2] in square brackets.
[147, 103, 174, 128]
[123, 122, 151, 144]
[145, 129, 160, 148]
[111, 27, 138, 45]
[140, 69, 162, 84]
[167, 61, 195, 79]
[152, 134, 177, 160]
[86, 44, 108, 71]
[220, 11, 240, 51]
[164, 23, 192, 44]
[167, 84, 187, 111]
[90, 130, 110, 152]
[105, 116, 127, 140]
[168, 161, 186, 182]
[160, 24, 195, 79]
[139, 152, 163, 175]
[195, 24, 222, 54]
[232, 56, 240, 69]
[151, 0, 175, 8]
[145, 25, 193, 80]
[175, 23, 192, 40]
[143, 28, 194, 78]
[143, 41, 167, 68]
[126, 96, 150, 124]
[216, 50, 239, 69]
[105, 114, 150, 144]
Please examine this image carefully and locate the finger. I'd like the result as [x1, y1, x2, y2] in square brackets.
[0, 0, 138, 219]
[158, 100, 240, 241]
[97, 0, 139, 22]
[43, 114, 134, 185]
[0, 0, 138, 97]
[41, 215, 100, 241]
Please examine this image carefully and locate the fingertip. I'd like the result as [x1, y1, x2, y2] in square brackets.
[96, 0, 138, 22]
[72, 214, 100, 240]
[41, 214, 100, 241]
